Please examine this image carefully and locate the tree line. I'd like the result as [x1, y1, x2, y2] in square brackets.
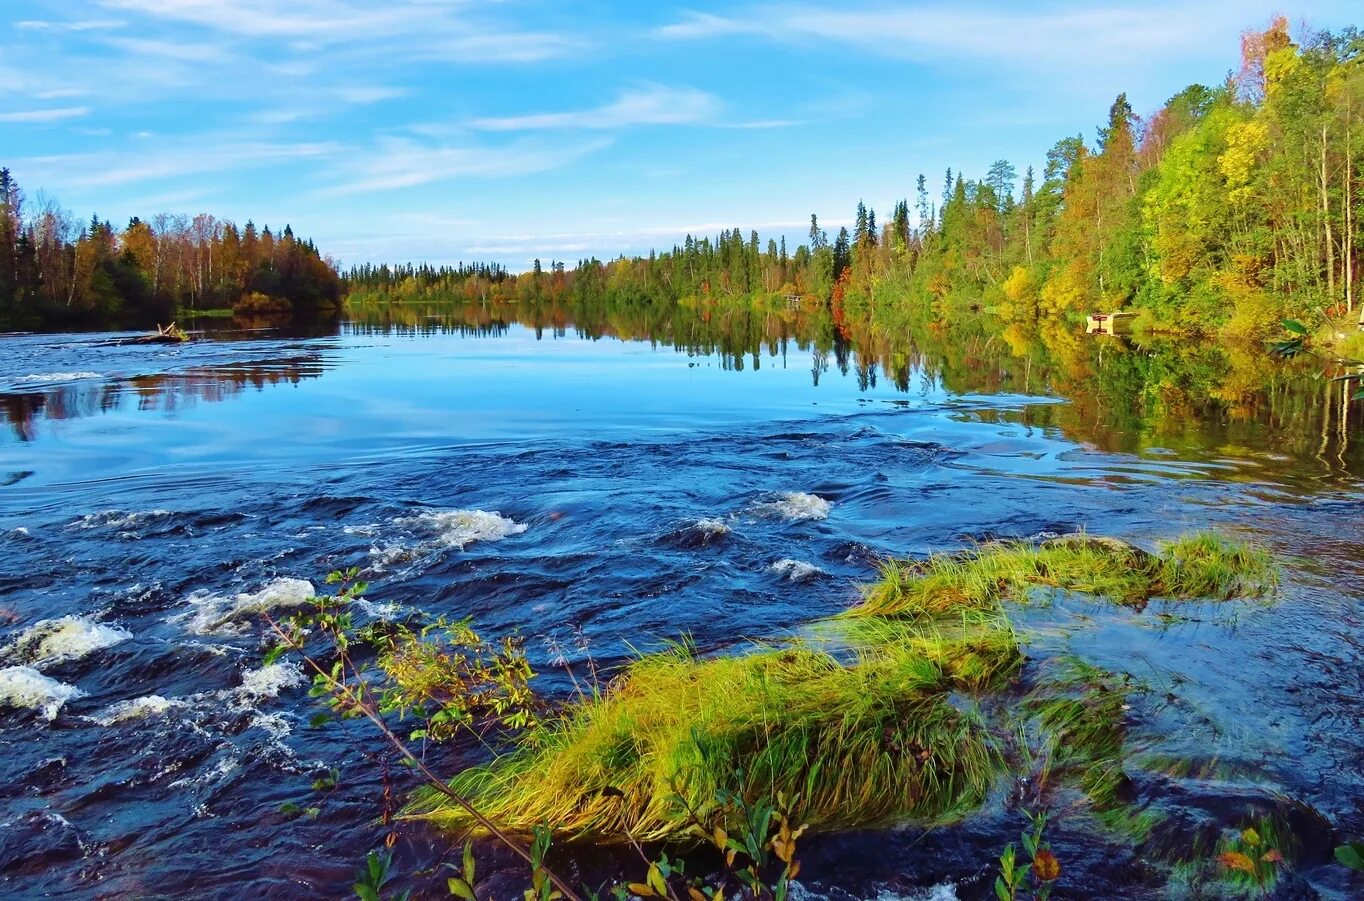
[350, 18, 1363, 346]
[0, 169, 342, 330]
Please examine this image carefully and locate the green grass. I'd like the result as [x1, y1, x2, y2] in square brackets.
[408, 624, 1019, 842]
[406, 531, 1275, 847]
[851, 531, 1275, 619]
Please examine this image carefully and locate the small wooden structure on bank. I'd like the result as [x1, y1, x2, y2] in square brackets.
[784, 293, 802, 310]
[1086, 311, 1136, 336]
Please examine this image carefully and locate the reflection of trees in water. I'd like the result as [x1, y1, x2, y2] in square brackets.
[348, 297, 1364, 479]
[1, 357, 326, 441]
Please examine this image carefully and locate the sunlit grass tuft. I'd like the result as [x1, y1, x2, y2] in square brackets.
[851, 531, 1274, 619]
[405, 530, 1276, 847]
[408, 625, 1019, 842]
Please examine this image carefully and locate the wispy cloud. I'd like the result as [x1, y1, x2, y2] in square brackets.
[424, 32, 583, 64]
[653, 3, 1270, 70]
[96, 0, 583, 63]
[101, 36, 235, 63]
[469, 86, 722, 131]
[97, 0, 419, 41]
[336, 86, 406, 105]
[13, 139, 341, 188]
[15, 19, 125, 32]
[0, 106, 93, 123]
[324, 136, 611, 195]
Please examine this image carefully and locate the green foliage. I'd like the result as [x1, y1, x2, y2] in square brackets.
[996, 811, 1060, 901]
[1212, 821, 1290, 895]
[0, 166, 340, 330]
[354, 849, 410, 901]
[1336, 841, 1364, 871]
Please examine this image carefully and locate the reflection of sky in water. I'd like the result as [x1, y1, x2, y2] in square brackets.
[1, 326, 950, 487]
[2, 318, 1362, 494]
[1, 319, 1363, 897]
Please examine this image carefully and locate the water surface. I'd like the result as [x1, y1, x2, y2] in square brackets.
[2, 307, 1362, 898]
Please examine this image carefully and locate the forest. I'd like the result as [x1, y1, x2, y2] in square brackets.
[5, 19, 1361, 345]
[0, 168, 342, 330]
[349, 19, 1364, 350]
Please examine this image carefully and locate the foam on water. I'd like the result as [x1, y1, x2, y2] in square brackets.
[73, 509, 173, 531]
[0, 666, 84, 719]
[353, 598, 404, 620]
[176, 577, 316, 635]
[14, 371, 102, 385]
[694, 518, 731, 537]
[765, 492, 832, 521]
[236, 662, 305, 699]
[788, 883, 958, 901]
[373, 509, 527, 567]
[397, 509, 528, 548]
[4, 615, 132, 666]
[770, 558, 824, 582]
[91, 695, 179, 725]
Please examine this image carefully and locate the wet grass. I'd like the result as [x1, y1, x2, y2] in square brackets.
[409, 625, 1019, 842]
[851, 531, 1275, 619]
[407, 531, 1275, 847]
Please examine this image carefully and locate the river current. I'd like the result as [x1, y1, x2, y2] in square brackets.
[1, 314, 1362, 898]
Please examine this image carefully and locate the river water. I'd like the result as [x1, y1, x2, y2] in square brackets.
[1, 306, 1362, 898]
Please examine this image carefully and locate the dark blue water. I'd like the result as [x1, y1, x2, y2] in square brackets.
[1, 323, 1363, 898]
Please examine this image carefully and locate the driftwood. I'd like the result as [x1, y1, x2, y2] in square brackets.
[123, 323, 192, 345]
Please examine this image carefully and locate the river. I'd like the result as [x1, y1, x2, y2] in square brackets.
[1, 303, 1362, 898]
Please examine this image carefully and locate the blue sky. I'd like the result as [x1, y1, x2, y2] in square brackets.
[1, 1, 1359, 270]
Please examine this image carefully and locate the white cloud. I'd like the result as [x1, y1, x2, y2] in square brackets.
[15, 19, 125, 32]
[101, 37, 236, 63]
[469, 86, 722, 131]
[13, 139, 341, 188]
[336, 86, 406, 105]
[97, 0, 420, 41]
[653, 2, 1278, 70]
[425, 32, 583, 64]
[653, 12, 751, 40]
[96, 0, 582, 63]
[323, 136, 611, 195]
[0, 107, 93, 123]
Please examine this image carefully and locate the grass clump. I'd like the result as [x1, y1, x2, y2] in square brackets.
[852, 531, 1274, 619]
[409, 625, 1020, 843]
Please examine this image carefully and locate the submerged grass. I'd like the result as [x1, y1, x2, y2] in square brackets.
[851, 531, 1275, 619]
[407, 531, 1275, 846]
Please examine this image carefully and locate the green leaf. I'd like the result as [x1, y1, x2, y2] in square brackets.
[994, 876, 1011, 901]
[1353, 388, 1364, 401]
[463, 842, 476, 884]
[310, 712, 332, 728]
[448, 877, 476, 900]
[1282, 319, 1307, 334]
[354, 887, 380, 901]
[646, 863, 668, 897]
[279, 802, 302, 816]
[263, 644, 287, 666]
[1336, 842, 1364, 871]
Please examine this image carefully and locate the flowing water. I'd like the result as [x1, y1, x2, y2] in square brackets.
[1, 303, 1363, 899]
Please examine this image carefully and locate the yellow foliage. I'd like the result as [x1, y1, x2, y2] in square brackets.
[1218, 120, 1268, 205]
[1263, 45, 1301, 96]
[1039, 260, 1090, 318]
